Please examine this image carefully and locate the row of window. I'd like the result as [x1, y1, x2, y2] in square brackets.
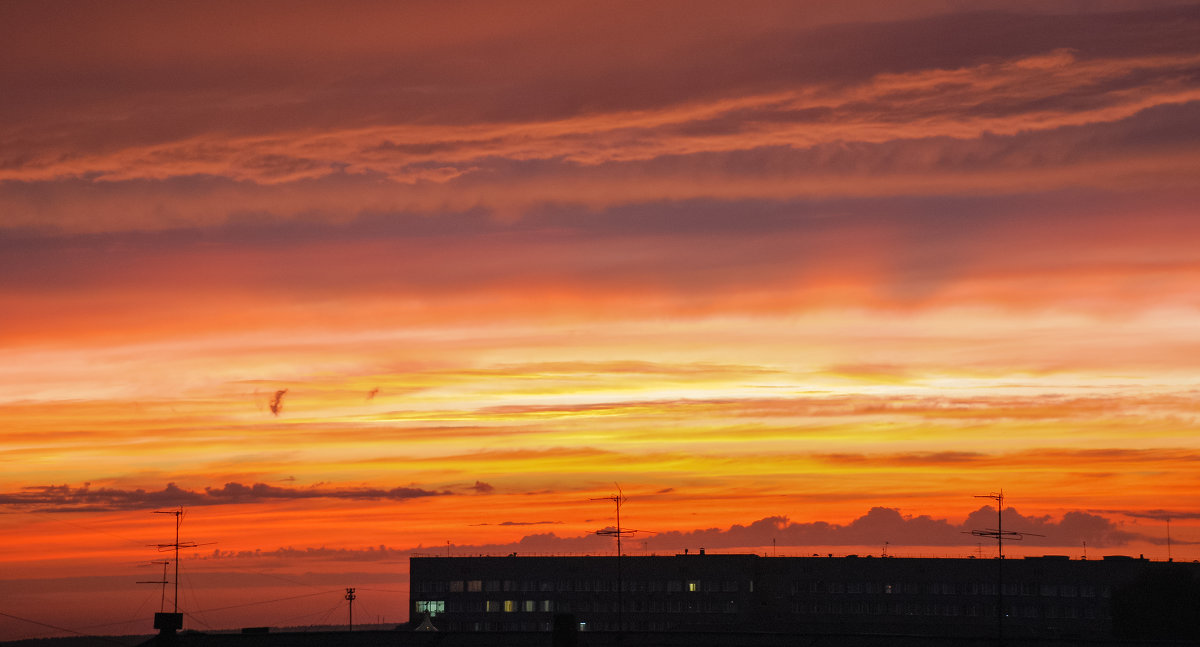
[416, 599, 741, 615]
[435, 620, 674, 632]
[793, 601, 1104, 619]
[416, 579, 746, 593]
[791, 581, 1110, 597]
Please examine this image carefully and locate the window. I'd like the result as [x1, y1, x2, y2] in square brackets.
[687, 580, 699, 592]
[523, 600, 535, 612]
[540, 600, 553, 612]
[485, 600, 500, 612]
[449, 580, 464, 593]
[667, 581, 682, 592]
[415, 600, 445, 616]
[468, 580, 482, 592]
[503, 600, 516, 613]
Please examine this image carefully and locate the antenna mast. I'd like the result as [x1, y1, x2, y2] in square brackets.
[136, 561, 171, 612]
[592, 484, 645, 632]
[1167, 516, 1172, 561]
[964, 490, 1043, 647]
[152, 507, 198, 614]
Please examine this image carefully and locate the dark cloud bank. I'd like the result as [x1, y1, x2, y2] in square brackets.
[2, 483, 1181, 556]
[0, 482, 450, 512]
[212, 510, 1175, 563]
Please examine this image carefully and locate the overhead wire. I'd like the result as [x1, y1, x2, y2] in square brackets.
[0, 610, 135, 646]
[189, 589, 345, 615]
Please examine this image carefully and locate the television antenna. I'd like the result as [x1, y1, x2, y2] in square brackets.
[1167, 516, 1172, 561]
[964, 490, 1043, 647]
[591, 484, 654, 632]
[149, 507, 213, 615]
[136, 560, 171, 612]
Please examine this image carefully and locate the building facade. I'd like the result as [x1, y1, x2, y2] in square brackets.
[409, 553, 1195, 639]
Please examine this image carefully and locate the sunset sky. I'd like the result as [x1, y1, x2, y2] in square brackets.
[3, 0, 1200, 639]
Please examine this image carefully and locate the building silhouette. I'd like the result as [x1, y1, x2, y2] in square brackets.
[133, 552, 1200, 646]
[409, 553, 1200, 640]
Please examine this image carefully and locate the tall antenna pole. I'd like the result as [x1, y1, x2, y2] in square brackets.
[137, 561, 171, 612]
[590, 485, 654, 632]
[965, 491, 1043, 647]
[978, 492, 1004, 647]
[153, 507, 197, 614]
[345, 588, 356, 631]
[1167, 517, 1172, 561]
[592, 485, 627, 632]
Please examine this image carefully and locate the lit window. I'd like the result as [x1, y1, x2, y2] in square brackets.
[468, 580, 482, 592]
[504, 600, 516, 612]
[415, 600, 445, 616]
[523, 600, 535, 612]
[541, 600, 553, 612]
[687, 581, 699, 592]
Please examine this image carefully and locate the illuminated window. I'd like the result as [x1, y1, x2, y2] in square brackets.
[523, 600, 535, 612]
[415, 600, 445, 616]
[468, 580, 482, 592]
[540, 600, 553, 612]
[503, 600, 516, 612]
[486, 600, 500, 612]
[687, 581, 699, 592]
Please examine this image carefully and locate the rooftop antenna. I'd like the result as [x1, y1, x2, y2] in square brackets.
[136, 560, 171, 612]
[591, 484, 653, 632]
[151, 507, 199, 615]
[1167, 516, 1172, 561]
[964, 490, 1043, 647]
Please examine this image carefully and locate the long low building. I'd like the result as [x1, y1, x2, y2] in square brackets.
[409, 553, 1200, 640]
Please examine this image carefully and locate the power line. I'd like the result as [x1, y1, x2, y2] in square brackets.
[189, 590, 344, 615]
[0, 610, 133, 646]
[344, 588, 356, 632]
